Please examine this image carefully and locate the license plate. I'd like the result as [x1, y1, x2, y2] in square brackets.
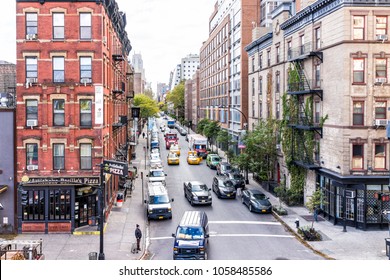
[227, 194, 230, 197]
[262, 210, 266, 213]
[158, 216, 164, 219]
[201, 200, 206, 203]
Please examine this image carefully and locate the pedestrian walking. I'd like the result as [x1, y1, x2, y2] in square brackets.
[135, 224, 142, 252]
[142, 132, 145, 138]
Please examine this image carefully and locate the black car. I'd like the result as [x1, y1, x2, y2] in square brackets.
[216, 162, 232, 176]
[183, 181, 212, 206]
[212, 175, 236, 199]
[226, 172, 245, 189]
[241, 189, 272, 213]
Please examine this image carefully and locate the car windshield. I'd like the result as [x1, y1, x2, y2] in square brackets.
[222, 165, 232, 171]
[212, 156, 220, 161]
[223, 180, 233, 188]
[253, 193, 267, 200]
[150, 171, 164, 177]
[176, 226, 204, 240]
[149, 194, 170, 204]
[232, 174, 242, 180]
[192, 184, 208, 192]
[169, 153, 178, 159]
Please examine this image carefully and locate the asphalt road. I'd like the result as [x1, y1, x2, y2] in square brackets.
[146, 119, 324, 260]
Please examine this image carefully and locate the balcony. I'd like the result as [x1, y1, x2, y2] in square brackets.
[287, 79, 323, 100]
[288, 115, 323, 138]
[287, 42, 323, 62]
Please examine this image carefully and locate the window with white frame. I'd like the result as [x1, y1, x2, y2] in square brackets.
[80, 99, 92, 127]
[26, 12, 37, 36]
[26, 57, 38, 82]
[315, 27, 321, 49]
[26, 99, 38, 123]
[80, 143, 92, 170]
[353, 16, 365, 40]
[53, 143, 65, 170]
[26, 143, 38, 170]
[374, 144, 386, 170]
[53, 13, 64, 39]
[80, 57, 92, 83]
[80, 13, 92, 40]
[53, 56, 65, 83]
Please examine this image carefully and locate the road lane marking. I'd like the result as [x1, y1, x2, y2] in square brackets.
[209, 221, 281, 226]
[150, 233, 293, 240]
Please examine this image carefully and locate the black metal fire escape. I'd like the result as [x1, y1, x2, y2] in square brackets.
[287, 42, 323, 170]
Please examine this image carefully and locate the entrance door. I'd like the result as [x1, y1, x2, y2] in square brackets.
[75, 194, 97, 228]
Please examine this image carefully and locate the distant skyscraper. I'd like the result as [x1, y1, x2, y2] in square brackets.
[132, 53, 146, 94]
[170, 54, 200, 90]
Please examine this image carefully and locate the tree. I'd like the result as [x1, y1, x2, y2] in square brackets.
[166, 81, 185, 119]
[203, 121, 220, 152]
[197, 118, 211, 135]
[133, 94, 159, 120]
[143, 88, 154, 100]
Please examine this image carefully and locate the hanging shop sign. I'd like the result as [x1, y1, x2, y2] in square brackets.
[102, 160, 128, 176]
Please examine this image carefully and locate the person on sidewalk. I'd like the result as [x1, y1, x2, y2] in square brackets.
[135, 224, 142, 252]
[142, 132, 145, 138]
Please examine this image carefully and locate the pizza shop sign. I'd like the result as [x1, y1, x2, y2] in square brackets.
[102, 160, 128, 177]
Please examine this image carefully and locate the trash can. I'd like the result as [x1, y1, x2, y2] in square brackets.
[88, 252, 98, 260]
[117, 192, 124, 207]
[88, 216, 96, 226]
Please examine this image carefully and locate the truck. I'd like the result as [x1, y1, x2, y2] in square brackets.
[165, 132, 178, 149]
[167, 120, 175, 128]
[188, 134, 208, 158]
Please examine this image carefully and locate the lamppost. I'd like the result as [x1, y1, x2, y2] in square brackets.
[219, 105, 249, 184]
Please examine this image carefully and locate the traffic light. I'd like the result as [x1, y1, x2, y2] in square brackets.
[21, 190, 28, 206]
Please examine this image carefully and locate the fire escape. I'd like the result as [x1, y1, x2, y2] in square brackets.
[287, 42, 323, 170]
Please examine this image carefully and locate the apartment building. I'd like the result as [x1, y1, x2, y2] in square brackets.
[200, 0, 258, 152]
[246, 0, 390, 229]
[15, 0, 133, 233]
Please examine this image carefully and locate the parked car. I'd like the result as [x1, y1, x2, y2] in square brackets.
[183, 181, 212, 206]
[212, 175, 236, 199]
[187, 151, 202, 165]
[216, 162, 232, 176]
[226, 172, 245, 189]
[206, 154, 221, 169]
[167, 152, 180, 165]
[179, 128, 187, 136]
[241, 189, 272, 213]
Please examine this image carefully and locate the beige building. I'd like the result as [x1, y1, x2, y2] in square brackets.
[246, 0, 390, 229]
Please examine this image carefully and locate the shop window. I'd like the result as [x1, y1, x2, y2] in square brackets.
[352, 144, 364, 170]
[21, 190, 45, 221]
[374, 144, 386, 170]
[53, 99, 65, 126]
[53, 143, 65, 170]
[26, 143, 38, 170]
[353, 16, 365, 40]
[352, 101, 364, 126]
[80, 99, 92, 127]
[49, 189, 71, 220]
[80, 143, 92, 170]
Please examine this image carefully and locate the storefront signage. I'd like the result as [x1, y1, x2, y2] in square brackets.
[95, 85, 104, 124]
[103, 160, 128, 176]
[21, 176, 100, 186]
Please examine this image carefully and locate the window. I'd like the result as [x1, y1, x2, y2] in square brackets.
[252, 101, 255, 118]
[315, 28, 321, 49]
[375, 16, 387, 36]
[252, 78, 255, 96]
[21, 190, 45, 221]
[375, 59, 387, 78]
[53, 57, 65, 83]
[353, 101, 364, 126]
[53, 13, 64, 39]
[26, 12, 37, 36]
[80, 57, 92, 83]
[26, 99, 38, 122]
[49, 189, 71, 220]
[353, 58, 365, 83]
[353, 16, 365, 40]
[259, 53, 263, 70]
[287, 41, 292, 59]
[276, 102, 280, 119]
[374, 144, 386, 170]
[375, 101, 386, 119]
[259, 77, 263, 95]
[26, 143, 38, 169]
[276, 45, 280, 63]
[53, 99, 65, 126]
[315, 64, 321, 87]
[80, 143, 92, 170]
[251, 56, 255, 72]
[267, 50, 271, 66]
[314, 101, 321, 124]
[80, 13, 92, 40]
[26, 57, 38, 82]
[53, 143, 65, 170]
[259, 102, 262, 119]
[276, 72, 280, 93]
[300, 35, 305, 54]
[80, 99, 92, 127]
[352, 144, 364, 170]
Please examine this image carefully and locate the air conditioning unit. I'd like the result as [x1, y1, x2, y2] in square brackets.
[375, 119, 388, 126]
[26, 119, 38, 127]
[26, 78, 37, 84]
[375, 77, 387, 84]
[26, 33, 37, 40]
[376, 34, 388, 41]
[80, 78, 92, 85]
[102, 36, 107, 45]
[26, 165, 38, 171]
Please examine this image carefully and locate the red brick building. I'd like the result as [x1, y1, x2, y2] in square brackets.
[15, 0, 133, 233]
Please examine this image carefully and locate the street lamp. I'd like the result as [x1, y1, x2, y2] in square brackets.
[219, 105, 249, 184]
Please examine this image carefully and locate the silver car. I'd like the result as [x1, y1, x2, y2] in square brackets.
[183, 181, 212, 206]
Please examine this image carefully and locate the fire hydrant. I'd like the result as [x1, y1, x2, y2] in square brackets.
[295, 218, 300, 229]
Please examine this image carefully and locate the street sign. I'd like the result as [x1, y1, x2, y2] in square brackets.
[102, 160, 128, 176]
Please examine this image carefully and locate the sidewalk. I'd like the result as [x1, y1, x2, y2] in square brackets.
[212, 146, 390, 260]
[7, 128, 150, 260]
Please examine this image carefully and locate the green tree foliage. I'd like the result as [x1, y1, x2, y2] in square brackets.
[133, 94, 159, 120]
[166, 81, 185, 119]
[197, 118, 211, 134]
[203, 121, 220, 152]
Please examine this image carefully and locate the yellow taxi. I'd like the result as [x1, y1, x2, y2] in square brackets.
[169, 143, 181, 156]
[167, 152, 180, 165]
[187, 151, 202, 165]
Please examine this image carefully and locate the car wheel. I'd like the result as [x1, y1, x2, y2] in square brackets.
[190, 199, 194, 206]
[249, 204, 253, 212]
[241, 197, 245, 204]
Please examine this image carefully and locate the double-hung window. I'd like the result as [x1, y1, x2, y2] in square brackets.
[80, 57, 92, 83]
[353, 16, 365, 40]
[26, 57, 38, 83]
[315, 28, 321, 49]
[26, 143, 38, 170]
[26, 12, 37, 36]
[375, 59, 387, 79]
[53, 13, 64, 40]
[275, 72, 280, 93]
[80, 13, 92, 40]
[374, 144, 386, 170]
[80, 99, 92, 127]
[53, 99, 65, 126]
[53, 57, 65, 83]
[352, 101, 364, 126]
[353, 58, 365, 84]
[259, 77, 263, 95]
[352, 144, 364, 170]
[259, 53, 263, 70]
[80, 143, 92, 170]
[276, 46, 280, 63]
[53, 144, 65, 170]
[375, 101, 386, 120]
[375, 16, 387, 37]
[26, 99, 38, 124]
[252, 78, 255, 96]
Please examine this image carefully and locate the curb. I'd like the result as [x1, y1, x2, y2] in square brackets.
[271, 211, 335, 260]
[72, 222, 109, 236]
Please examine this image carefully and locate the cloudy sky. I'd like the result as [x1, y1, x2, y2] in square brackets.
[0, 0, 215, 92]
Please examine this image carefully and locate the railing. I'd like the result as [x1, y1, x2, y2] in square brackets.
[288, 42, 313, 60]
[287, 79, 322, 92]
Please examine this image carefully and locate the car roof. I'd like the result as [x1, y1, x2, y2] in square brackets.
[246, 189, 265, 195]
[189, 181, 205, 185]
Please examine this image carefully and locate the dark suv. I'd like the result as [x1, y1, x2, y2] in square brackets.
[226, 172, 245, 189]
[216, 162, 232, 176]
[212, 175, 236, 199]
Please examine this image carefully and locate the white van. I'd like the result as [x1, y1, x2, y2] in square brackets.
[145, 182, 173, 220]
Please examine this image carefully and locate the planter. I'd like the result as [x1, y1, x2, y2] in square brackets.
[273, 205, 288, 216]
[298, 226, 322, 241]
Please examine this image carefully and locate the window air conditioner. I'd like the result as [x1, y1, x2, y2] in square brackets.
[26, 78, 37, 84]
[375, 119, 388, 126]
[376, 34, 388, 41]
[102, 36, 107, 45]
[375, 77, 387, 84]
[80, 78, 92, 85]
[26, 119, 38, 127]
[25, 34, 37, 40]
[27, 165, 38, 171]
